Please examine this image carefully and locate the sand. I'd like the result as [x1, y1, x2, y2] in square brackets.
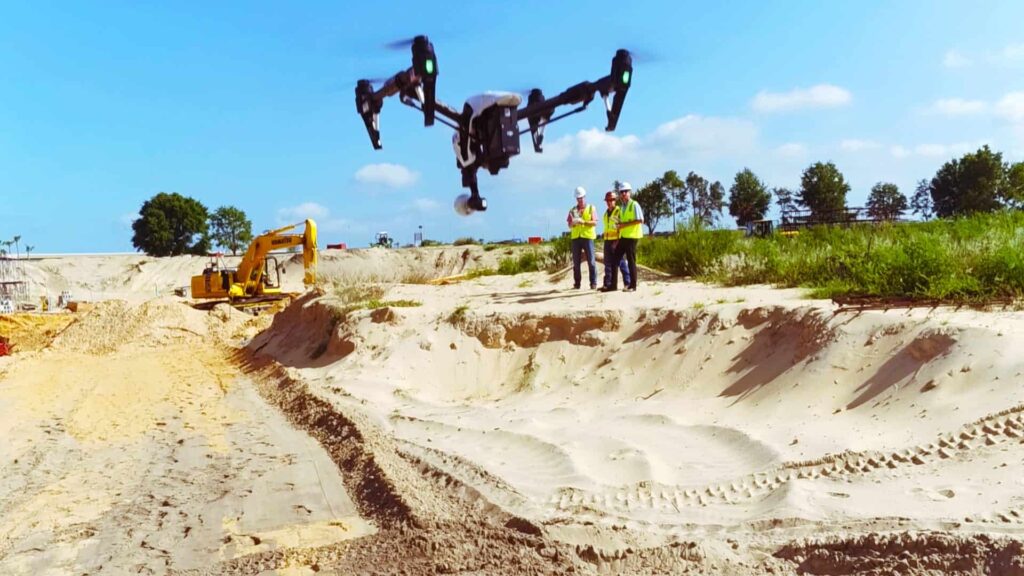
[2, 246, 1024, 574]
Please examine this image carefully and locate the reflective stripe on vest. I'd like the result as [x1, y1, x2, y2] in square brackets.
[571, 205, 597, 240]
[619, 200, 643, 239]
[603, 208, 620, 240]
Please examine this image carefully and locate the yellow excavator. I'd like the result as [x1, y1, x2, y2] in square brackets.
[190, 219, 318, 308]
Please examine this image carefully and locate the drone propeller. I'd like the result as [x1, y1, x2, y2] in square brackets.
[619, 47, 661, 64]
[383, 36, 420, 51]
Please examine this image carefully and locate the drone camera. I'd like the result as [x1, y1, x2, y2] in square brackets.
[411, 35, 437, 127]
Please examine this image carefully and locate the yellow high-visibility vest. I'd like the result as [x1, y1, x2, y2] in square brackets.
[619, 200, 643, 239]
[570, 205, 597, 240]
[603, 207, 621, 240]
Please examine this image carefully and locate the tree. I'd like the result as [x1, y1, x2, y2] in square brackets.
[683, 172, 725, 225]
[684, 171, 708, 220]
[910, 179, 934, 220]
[705, 180, 726, 225]
[798, 161, 849, 220]
[12, 235, 20, 259]
[728, 168, 771, 227]
[927, 145, 1017, 218]
[24, 245, 34, 258]
[633, 178, 671, 236]
[209, 206, 253, 256]
[659, 170, 687, 228]
[1003, 161, 1024, 209]
[131, 192, 210, 256]
[774, 187, 797, 221]
[866, 182, 907, 221]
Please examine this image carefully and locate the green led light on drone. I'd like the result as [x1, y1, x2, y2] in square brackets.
[425, 59, 435, 75]
[622, 70, 631, 85]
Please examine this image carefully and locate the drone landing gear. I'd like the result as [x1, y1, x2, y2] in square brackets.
[454, 169, 487, 216]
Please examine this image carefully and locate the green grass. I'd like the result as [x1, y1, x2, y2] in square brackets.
[364, 299, 421, 309]
[637, 219, 738, 277]
[330, 281, 387, 304]
[638, 211, 1024, 302]
[465, 267, 497, 279]
[497, 249, 544, 275]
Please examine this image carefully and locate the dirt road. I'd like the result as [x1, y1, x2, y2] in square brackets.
[0, 341, 371, 575]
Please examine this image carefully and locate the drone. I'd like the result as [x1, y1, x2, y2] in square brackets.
[355, 35, 633, 215]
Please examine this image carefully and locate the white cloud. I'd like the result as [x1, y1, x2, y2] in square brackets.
[1002, 43, 1024, 63]
[506, 114, 758, 193]
[651, 115, 759, 156]
[773, 143, 807, 158]
[354, 163, 419, 188]
[889, 145, 910, 159]
[574, 128, 642, 161]
[410, 198, 440, 212]
[119, 213, 137, 227]
[751, 84, 852, 113]
[277, 201, 330, 221]
[943, 50, 972, 68]
[275, 202, 359, 235]
[926, 98, 988, 116]
[840, 139, 881, 152]
[996, 92, 1024, 123]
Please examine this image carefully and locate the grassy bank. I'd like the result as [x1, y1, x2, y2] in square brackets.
[637, 211, 1024, 301]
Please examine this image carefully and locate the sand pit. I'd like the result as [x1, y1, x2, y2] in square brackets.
[3, 247, 1024, 574]
[243, 269, 1024, 573]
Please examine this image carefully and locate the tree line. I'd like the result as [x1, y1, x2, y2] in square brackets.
[131, 192, 254, 256]
[0, 236, 34, 258]
[632, 145, 1024, 235]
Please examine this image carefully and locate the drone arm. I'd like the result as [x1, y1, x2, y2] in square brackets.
[398, 97, 465, 132]
[517, 80, 597, 121]
[517, 48, 632, 138]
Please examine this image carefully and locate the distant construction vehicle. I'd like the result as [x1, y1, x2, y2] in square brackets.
[372, 232, 395, 248]
[190, 219, 317, 308]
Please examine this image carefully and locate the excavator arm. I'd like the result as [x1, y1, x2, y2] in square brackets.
[231, 219, 318, 299]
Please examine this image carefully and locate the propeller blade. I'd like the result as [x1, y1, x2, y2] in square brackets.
[619, 47, 662, 65]
[383, 36, 419, 51]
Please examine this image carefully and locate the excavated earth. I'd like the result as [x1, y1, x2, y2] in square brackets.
[3, 247, 1024, 575]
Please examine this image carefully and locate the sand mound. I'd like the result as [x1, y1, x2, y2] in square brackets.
[50, 298, 270, 354]
[0, 313, 77, 353]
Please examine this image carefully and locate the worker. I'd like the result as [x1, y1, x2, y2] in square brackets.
[600, 181, 644, 292]
[601, 190, 631, 290]
[566, 186, 598, 289]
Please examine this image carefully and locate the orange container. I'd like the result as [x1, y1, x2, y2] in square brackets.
[527, 236, 542, 244]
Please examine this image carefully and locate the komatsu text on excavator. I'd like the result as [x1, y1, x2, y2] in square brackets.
[190, 219, 318, 307]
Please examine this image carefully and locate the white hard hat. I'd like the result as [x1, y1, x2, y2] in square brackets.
[616, 181, 633, 192]
[574, 186, 587, 199]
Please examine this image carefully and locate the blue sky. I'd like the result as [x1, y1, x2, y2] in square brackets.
[2, 1, 1023, 252]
